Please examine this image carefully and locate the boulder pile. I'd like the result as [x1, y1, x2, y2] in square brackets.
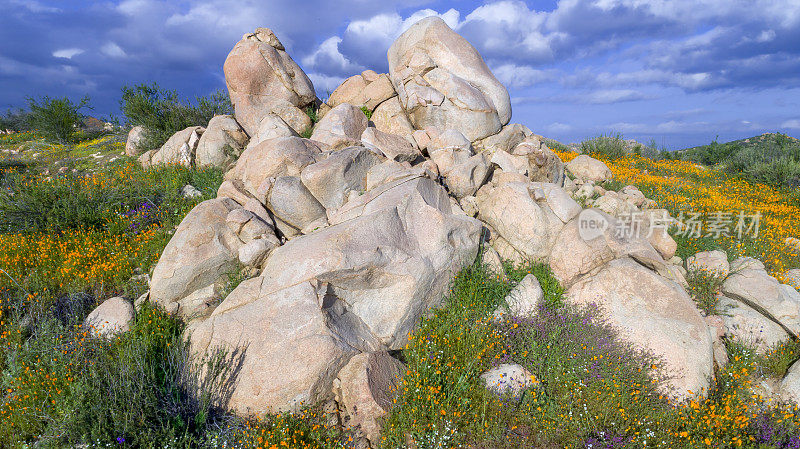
[117, 15, 800, 445]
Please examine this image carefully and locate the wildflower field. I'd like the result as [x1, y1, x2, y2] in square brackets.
[3, 129, 800, 448]
[555, 150, 800, 281]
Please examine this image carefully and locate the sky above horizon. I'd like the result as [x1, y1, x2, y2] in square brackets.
[2, 0, 800, 149]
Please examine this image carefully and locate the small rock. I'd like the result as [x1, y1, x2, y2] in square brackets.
[494, 274, 543, 319]
[687, 250, 730, 278]
[480, 363, 536, 398]
[84, 297, 135, 338]
[181, 184, 203, 199]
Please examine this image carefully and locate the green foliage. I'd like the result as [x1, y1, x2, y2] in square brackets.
[579, 132, 629, 160]
[756, 340, 800, 379]
[0, 300, 240, 448]
[0, 162, 223, 234]
[25, 95, 91, 143]
[300, 106, 320, 139]
[360, 105, 373, 120]
[383, 260, 671, 448]
[681, 133, 800, 189]
[685, 269, 726, 315]
[120, 83, 232, 151]
[0, 108, 32, 132]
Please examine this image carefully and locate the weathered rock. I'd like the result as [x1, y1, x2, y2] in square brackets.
[138, 149, 157, 168]
[722, 261, 800, 337]
[310, 104, 369, 150]
[360, 127, 421, 163]
[512, 137, 565, 185]
[717, 296, 790, 353]
[226, 137, 325, 200]
[568, 258, 714, 400]
[174, 283, 223, 320]
[335, 352, 404, 444]
[494, 274, 543, 319]
[566, 155, 613, 183]
[387, 17, 511, 142]
[216, 176, 481, 351]
[687, 250, 730, 278]
[84, 297, 135, 338]
[480, 364, 536, 398]
[150, 126, 204, 167]
[781, 360, 800, 406]
[266, 176, 328, 236]
[224, 28, 316, 135]
[189, 280, 356, 414]
[644, 210, 677, 260]
[150, 198, 242, 313]
[301, 146, 384, 211]
[238, 237, 279, 268]
[195, 115, 249, 169]
[549, 209, 669, 288]
[481, 242, 506, 280]
[226, 208, 274, 242]
[246, 114, 298, 150]
[326, 71, 396, 113]
[787, 269, 800, 289]
[477, 182, 578, 262]
[371, 96, 417, 147]
[125, 125, 147, 156]
[474, 123, 532, 153]
[181, 184, 202, 199]
[445, 153, 491, 198]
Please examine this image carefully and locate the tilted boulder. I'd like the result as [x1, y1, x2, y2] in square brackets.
[388, 17, 511, 142]
[566, 155, 613, 183]
[370, 96, 417, 147]
[224, 28, 316, 135]
[717, 296, 790, 353]
[361, 127, 421, 163]
[125, 125, 147, 156]
[477, 181, 579, 262]
[325, 70, 397, 113]
[722, 259, 800, 337]
[150, 198, 242, 314]
[245, 114, 298, 151]
[568, 257, 714, 401]
[474, 123, 533, 154]
[334, 352, 405, 444]
[310, 104, 369, 150]
[195, 115, 249, 169]
[150, 126, 204, 167]
[549, 209, 670, 287]
[225, 136, 326, 201]
[265, 176, 328, 237]
[687, 250, 730, 278]
[300, 146, 384, 211]
[189, 280, 357, 414]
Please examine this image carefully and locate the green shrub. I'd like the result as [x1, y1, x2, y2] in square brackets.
[685, 269, 726, 315]
[580, 132, 628, 160]
[0, 107, 32, 132]
[360, 105, 372, 120]
[25, 95, 91, 143]
[120, 83, 232, 151]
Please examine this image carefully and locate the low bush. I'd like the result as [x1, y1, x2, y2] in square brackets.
[685, 269, 726, 315]
[26, 95, 91, 143]
[0, 108, 32, 132]
[120, 83, 233, 151]
[580, 132, 629, 160]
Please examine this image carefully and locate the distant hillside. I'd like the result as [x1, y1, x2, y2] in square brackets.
[677, 132, 800, 189]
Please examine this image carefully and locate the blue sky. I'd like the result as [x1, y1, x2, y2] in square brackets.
[1, 0, 799, 149]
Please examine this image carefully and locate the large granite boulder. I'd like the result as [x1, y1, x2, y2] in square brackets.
[387, 17, 511, 142]
[224, 28, 316, 135]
